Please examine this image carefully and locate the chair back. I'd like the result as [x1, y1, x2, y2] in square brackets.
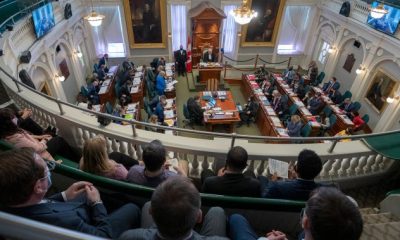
[289, 104, 298, 115]
[105, 101, 113, 114]
[342, 90, 352, 100]
[80, 86, 89, 97]
[304, 85, 311, 94]
[362, 114, 370, 124]
[316, 72, 325, 84]
[206, 78, 219, 91]
[301, 122, 312, 137]
[353, 101, 362, 111]
[323, 105, 332, 117]
[333, 82, 340, 90]
[93, 63, 99, 73]
[329, 114, 337, 127]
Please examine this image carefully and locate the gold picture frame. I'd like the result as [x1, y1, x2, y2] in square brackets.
[123, 0, 167, 49]
[240, 0, 286, 47]
[365, 69, 398, 114]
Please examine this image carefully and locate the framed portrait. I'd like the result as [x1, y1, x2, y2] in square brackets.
[241, 0, 286, 47]
[365, 69, 398, 113]
[123, 0, 167, 48]
[59, 59, 70, 79]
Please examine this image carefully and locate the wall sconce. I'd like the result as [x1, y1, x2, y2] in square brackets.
[237, 31, 242, 37]
[328, 46, 337, 53]
[386, 96, 399, 103]
[355, 65, 366, 74]
[55, 74, 65, 82]
[168, 32, 172, 38]
[75, 51, 83, 58]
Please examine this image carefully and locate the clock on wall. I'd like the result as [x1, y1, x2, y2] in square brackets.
[64, 3, 72, 20]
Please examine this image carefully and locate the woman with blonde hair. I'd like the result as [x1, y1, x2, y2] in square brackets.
[80, 135, 138, 180]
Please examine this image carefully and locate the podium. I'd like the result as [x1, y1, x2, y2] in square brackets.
[198, 65, 223, 83]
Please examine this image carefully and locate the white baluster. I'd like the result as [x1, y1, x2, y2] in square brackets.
[320, 159, 333, 179]
[363, 155, 375, 174]
[371, 154, 382, 172]
[119, 141, 128, 155]
[329, 159, 341, 178]
[128, 143, 138, 160]
[190, 155, 199, 177]
[202, 156, 209, 171]
[338, 158, 350, 177]
[256, 160, 265, 176]
[111, 139, 119, 153]
[355, 156, 367, 175]
[346, 157, 358, 176]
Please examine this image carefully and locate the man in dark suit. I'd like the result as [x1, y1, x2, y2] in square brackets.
[203, 48, 216, 62]
[308, 92, 323, 115]
[97, 64, 106, 81]
[187, 95, 204, 125]
[201, 146, 260, 197]
[322, 77, 340, 93]
[98, 54, 109, 73]
[238, 95, 259, 127]
[120, 177, 229, 240]
[0, 148, 140, 239]
[174, 45, 187, 76]
[272, 90, 289, 119]
[339, 98, 355, 113]
[260, 149, 323, 201]
[328, 89, 342, 104]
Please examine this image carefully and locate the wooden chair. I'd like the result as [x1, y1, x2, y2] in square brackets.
[206, 78, 219, 91]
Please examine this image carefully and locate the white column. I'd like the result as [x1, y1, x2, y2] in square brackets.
[67, 30, 86, 88]
[323, 26, 344, 84]
[44, 50, 67, 101]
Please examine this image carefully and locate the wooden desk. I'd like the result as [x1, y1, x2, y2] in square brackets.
[98, 78, 116, 105]
[198, 66, 223, 83]
[121, 102, 141, 125]
[130, 77, 144, 106]
[200, 91, 240, 133]
[241, 74, 289, 138]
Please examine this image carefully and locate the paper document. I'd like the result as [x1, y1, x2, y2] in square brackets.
[98, 86, 107, 94]
[268, 158, 289, 178]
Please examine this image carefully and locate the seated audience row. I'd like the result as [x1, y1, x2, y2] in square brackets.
[0, 149, 363, 240]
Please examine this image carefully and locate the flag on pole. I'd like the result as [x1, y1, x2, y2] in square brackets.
[186, 35, 192, 73]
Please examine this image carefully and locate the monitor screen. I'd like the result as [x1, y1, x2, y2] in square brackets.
[32, 3, 55, 39]
[367, 2, 400, 35]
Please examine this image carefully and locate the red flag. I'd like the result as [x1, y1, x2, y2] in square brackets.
[186, 36, 192, 73]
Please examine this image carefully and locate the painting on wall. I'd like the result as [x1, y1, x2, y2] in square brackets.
[123, 0, 167, 48]
[365, 69, 397, 113]
[343, 54, 356, 73]
[59, 59, 70, 80]
[241, 0, 286, 47]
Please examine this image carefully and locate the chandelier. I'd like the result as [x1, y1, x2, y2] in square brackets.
[369, 2, 388, 19]
[84, 0, 105, 27]
[230, 0, 258, 25]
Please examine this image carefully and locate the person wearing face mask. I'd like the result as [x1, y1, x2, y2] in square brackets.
[0, 108, 81, 162]
[154, 95, 167, 123]
[187, 95, 205, 125]
[0, 148, 141, 238]
[174, 45, 187, 76]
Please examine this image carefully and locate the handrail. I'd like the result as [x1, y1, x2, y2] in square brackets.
[2, 65, 400, 144]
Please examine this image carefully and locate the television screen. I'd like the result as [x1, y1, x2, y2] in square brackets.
[32, 3, 55, 38]
[367, 1, 400, 35]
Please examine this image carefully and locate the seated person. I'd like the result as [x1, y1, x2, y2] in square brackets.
[229, 187, 363, 240]
[261, 80, 275, 100]
[187, 95, 205, 125]
[328, 88, 342, 104]
[201, 146, 260, 197]
[238, 95, 259, 127]
[308, 92, 323, 115]
[155, 71, 166, 96]
[271, 90, 289, 119]
[352, 112, 365, 132]
[335, 128, 353, 142]
[0, 108, 81, 162]
[0, 148, 140, 238]
[302, 91, 314, 106]
[203, 48, 216, 62]
[322, 77, 340, 93]
[6, 107, 56, 136]
[79, 135, 138, 180]
[149, 95, 162, 111]
[120, 79, 133, 97]
[319, 112, 331, 136]
[120, 177, 229, 240]
[154, 95, 167, 123]
[287, 115, 303, 137]
[260, 149, 323, 201]
[87, 79, 100, 105]
[339, 98, 355, 114]
[126, 140, 186, 188]
[146, 114, 159, 132]
[283, 66, 295, 85]
[97, 64, 107, 81]
[98, 53, 109, 72]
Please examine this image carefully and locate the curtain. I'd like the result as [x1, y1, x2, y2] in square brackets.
[171, 4, 187, 51]
[90, 5, 125, 57]
[222, 5, 238, 56]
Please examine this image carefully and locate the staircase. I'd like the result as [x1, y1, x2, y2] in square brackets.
[360, 206, 400, 239]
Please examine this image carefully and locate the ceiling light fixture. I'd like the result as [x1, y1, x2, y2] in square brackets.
[230, 0, 258, 25]
[84, 0, 105, 27]
[370, 1, 388, 19]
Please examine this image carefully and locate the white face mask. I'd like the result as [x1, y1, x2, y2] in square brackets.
[12, 117, 18, 126]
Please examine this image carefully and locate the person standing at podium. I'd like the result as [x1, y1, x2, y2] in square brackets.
[203, 48, 216, 62]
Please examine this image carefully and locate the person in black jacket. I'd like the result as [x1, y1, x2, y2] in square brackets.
[187, 95, 204, 125]
[238, 95, 259, 127]
[174, 45, 187, 76]
[201, 146, 260, 197]
[0, 148, 140, 239]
